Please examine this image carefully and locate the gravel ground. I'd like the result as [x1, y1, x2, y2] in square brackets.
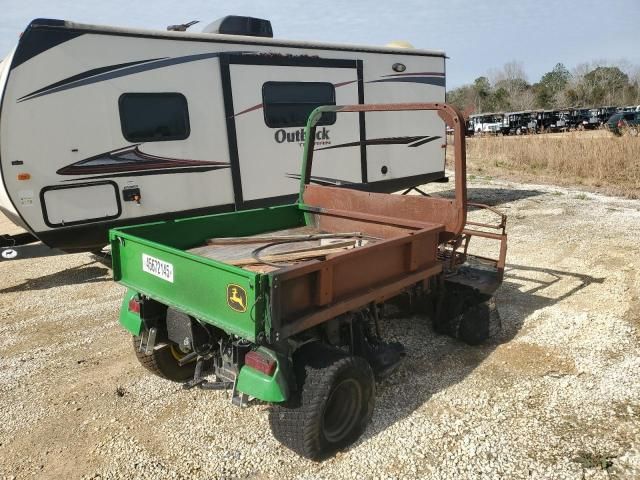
[0, 177, 639, 479]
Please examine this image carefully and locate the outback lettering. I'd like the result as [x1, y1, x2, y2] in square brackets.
[274, 127, 330, 144]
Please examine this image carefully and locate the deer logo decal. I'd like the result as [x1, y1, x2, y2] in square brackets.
[227, 284, 247, 313]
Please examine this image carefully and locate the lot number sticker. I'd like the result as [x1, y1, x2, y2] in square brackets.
[142, 254, 174, 283]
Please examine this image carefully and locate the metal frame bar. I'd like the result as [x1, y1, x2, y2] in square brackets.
[298, 102, 468, 236]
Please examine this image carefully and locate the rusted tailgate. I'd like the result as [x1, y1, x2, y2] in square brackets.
[269, 224, 443, 340]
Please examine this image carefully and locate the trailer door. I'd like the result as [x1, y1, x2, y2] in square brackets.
[222, 56, 363, 206]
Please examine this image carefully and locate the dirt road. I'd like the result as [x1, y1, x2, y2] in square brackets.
[0, 177, 638, 479]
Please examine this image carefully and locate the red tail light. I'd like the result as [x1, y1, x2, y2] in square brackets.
[618, 120, 624, 128]
[245, 351, 276, 376]
[128, 297, 141, 314]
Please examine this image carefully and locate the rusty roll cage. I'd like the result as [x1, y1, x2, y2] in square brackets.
[299, 103, 467, 235]
[299, 102, 507, 279]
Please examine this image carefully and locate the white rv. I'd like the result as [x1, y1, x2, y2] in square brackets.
[0, 17, 447, 252]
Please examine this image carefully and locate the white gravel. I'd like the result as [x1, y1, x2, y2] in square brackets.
[0, 176, 639, 479]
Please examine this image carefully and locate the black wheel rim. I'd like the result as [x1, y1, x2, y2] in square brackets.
[322, 378, 363, 443]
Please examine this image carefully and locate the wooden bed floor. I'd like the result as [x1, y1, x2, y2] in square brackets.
[187, 226, 352, 272]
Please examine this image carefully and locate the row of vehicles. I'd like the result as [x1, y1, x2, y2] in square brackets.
[467, 105, 640, 136]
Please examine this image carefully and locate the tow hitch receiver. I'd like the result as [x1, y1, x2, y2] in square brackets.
[182, 340, 251, 407]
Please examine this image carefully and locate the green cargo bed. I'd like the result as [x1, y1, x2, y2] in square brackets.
[110, 204, 305, 342]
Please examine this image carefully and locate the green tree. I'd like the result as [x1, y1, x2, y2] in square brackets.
[541, 63, 571, 92]
[535, 63, 571, 108]
[473, 76, 492, 112]
[583, 66, 629, 105]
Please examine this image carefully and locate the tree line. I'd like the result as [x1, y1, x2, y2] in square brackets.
[447, 61, 640, 114]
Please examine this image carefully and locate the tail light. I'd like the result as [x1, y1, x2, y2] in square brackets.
[618, 120, 624, 128]
[245, 350, 276, 376]
[128, 296, 141, 314]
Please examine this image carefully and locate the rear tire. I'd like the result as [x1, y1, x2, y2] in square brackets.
[132, 336, 196, 382]
[269, 344, 375, 459]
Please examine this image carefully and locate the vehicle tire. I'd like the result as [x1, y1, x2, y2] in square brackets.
[132, 336, 197, 382]
[269, 344, 375, 460]
[433, 284, 501, 345]
[516, 127, 522, 135]
[457, 296, 501, 345]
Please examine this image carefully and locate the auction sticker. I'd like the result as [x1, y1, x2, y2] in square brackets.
[142, 254, 174, 283]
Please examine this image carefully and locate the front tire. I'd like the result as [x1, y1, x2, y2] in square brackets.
[433, 285, 501, 345]
[269, 345, 375, 459]
[132, 336, 196, 382]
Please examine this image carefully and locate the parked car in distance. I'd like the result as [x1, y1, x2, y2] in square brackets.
[606, 111, 640, 136]
[501, 111, 537, 135]
[469, 113, 504, 135]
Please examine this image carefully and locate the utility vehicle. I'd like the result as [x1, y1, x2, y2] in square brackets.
[110, 103, 507, 459]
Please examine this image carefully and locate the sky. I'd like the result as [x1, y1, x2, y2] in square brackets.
[1, 0, 638, 88]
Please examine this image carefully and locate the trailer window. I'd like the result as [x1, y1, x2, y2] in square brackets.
[119, 93, 190, 142]
[262, 82, 336, 128]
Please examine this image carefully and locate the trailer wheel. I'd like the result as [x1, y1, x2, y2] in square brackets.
[269, 344, 375, 459]
[132, 336, 197, 382]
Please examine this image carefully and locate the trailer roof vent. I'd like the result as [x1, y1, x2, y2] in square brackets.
[202, 16, 273, 38]
[386, 40, 414, 49]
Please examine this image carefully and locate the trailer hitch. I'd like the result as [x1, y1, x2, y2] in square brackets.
[182, 356, 233, 391]
[181, 342, 251, 407]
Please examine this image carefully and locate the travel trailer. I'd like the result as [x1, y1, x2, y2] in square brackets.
[0, 17, 447, 252]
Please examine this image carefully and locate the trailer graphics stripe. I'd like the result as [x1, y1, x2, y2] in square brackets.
[285, 173, 353, 186]
[17, 51, 252, 102]
[56, 144, 230, 178]
[380, 71, 445, 78]
[16, 58, 166, 101]
[367, 76, 446, 87]
[314, 135, 441, 151]
[367, 72, 445, 87]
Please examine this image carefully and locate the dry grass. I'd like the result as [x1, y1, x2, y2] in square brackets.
[457, 131, 640, 197]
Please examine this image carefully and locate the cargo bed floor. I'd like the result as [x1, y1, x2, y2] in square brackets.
[187, 226, 372, 273]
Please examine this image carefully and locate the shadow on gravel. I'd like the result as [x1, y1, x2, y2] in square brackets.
[434, 187, 546, 207]
[359, 263, 606, 444]
[0, 260, 110, 293]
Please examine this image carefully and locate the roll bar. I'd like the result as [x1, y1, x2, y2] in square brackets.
[298, 102, 467, 221]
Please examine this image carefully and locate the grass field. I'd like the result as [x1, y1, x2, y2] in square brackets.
[456, 131, 640, 198]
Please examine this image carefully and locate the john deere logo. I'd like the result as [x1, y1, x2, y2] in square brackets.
[227, 284, 247, 312]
